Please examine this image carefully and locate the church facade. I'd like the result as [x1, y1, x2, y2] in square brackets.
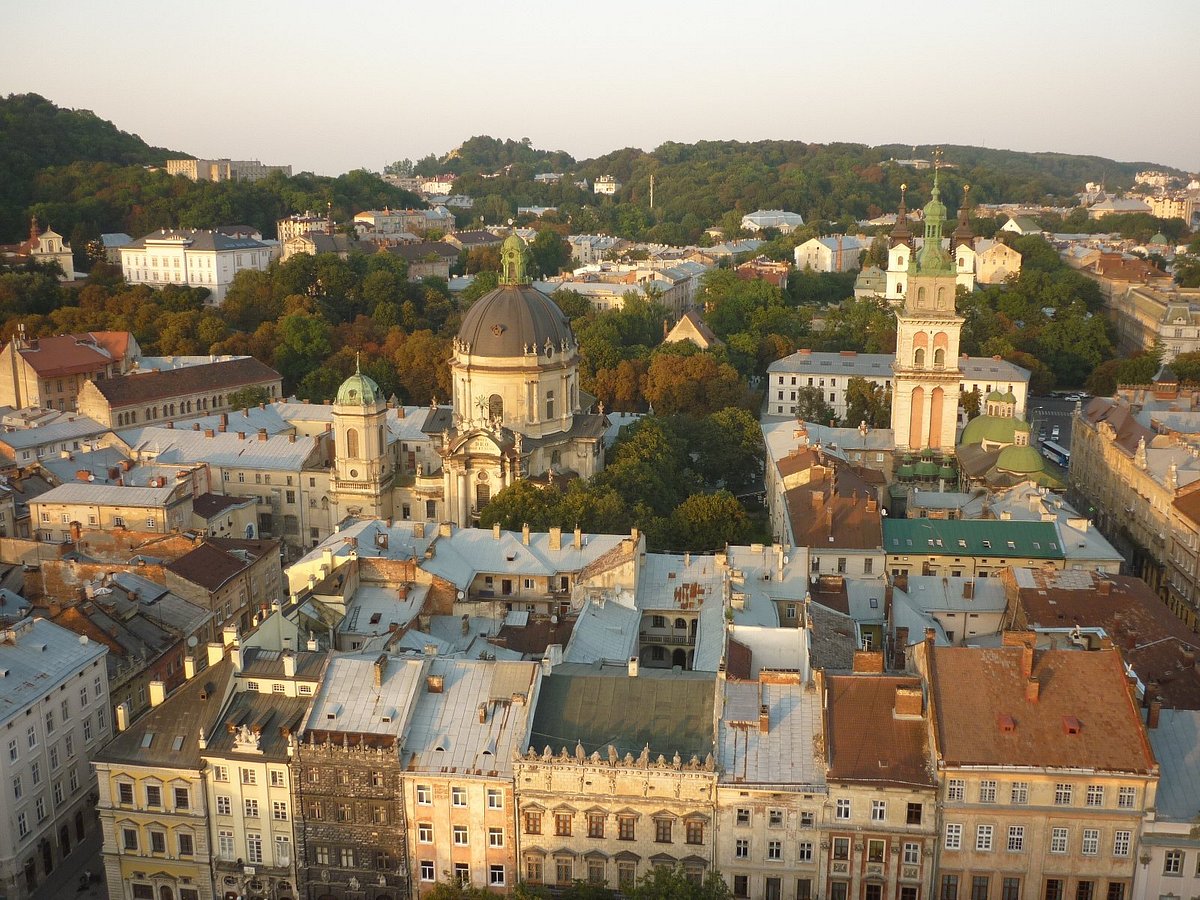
[327, 233, 607, 529]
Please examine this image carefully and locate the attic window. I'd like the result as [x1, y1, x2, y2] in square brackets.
[171, 735, 184, 751]
[369, 612, 382, 625]
[141, 733, 155, 749]
[997, 714, 1016, 733]
[1062, 716, 1082, 735]
[1033, 542, 1041, 550]
[958, 540, 967, 549]
[1007, 541, 1016, 550]
[927, 540, 934, 547]
[1050, 542, 1059, 550]
[982, 540, 991, 549]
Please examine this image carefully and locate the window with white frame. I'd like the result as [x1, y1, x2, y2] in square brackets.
[1054, 783, 1072, 805]
[453, 825, 468, 845]
[1081, 829, 1099, 856]
[452, 786, 467, 806]
[1117, 786, 1135, 809]
[1007, 826, 1024, 852]
[1086, 785, 1104, 807]
[1050, 828, 1068, 854]
[976, 825, 994, 852]
[979, 780, 997, 803]
[489, 828, 504, 848]
[947, 779, 965, 801]
[416, 784, 431, 805]
[1010, 782, 1028, 804]
[1113, 831, 1130, 857]
[836, 799, 851, 819]
[945, 823, 962, 850]
[871, 800, 887, 821]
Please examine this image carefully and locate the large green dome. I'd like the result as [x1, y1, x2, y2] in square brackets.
[996, 444, 1046, 475]
[960, 414, 1022, 447]
[336, 364, 381, 406]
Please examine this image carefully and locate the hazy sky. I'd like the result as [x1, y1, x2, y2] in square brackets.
[7, 0, 1199, 175]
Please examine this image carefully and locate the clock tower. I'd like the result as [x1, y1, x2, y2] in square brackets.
[890, 155, 964, 451]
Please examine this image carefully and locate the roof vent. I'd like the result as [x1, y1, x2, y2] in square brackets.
[1062, 715, 1082, 735]
[997, 713, 1016, 733]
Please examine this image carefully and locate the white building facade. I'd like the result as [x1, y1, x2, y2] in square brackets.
[119, 229, 274, 305]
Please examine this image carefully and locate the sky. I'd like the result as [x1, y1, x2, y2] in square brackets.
[6, 0, 1199, 176]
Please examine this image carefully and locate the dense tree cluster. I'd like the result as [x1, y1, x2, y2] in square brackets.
[479, 410, 767, 552]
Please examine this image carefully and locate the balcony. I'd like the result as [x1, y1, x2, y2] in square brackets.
[639, 631, 696, 647]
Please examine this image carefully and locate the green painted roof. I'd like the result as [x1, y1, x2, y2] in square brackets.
[960, 414, 1023, 446]
[883, 518, 1064, 559]
[915, 461, 939, 476]
[335, 362, 381, 406]
[529, 664, 716, 759]
[896, 464, 915, 478]
[1151, 232, 1169, 245]
[938, 464, 957, 478]
[986, 389, 1006, 401]
[996, 444, 1046, 475]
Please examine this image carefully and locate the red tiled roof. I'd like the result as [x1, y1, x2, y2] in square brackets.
[929, 644, 1156, 772]
[1013, 569, 1200, 711]
[93, 358, 279, 407]
[781, 447, 882, 550]
[16, 332, 131, 377]
[826, 674, 934, 786]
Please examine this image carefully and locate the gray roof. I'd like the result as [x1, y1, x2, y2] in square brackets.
[126, 228, 268, 252]
[718, 679, 825, 787]
[118, 425, 320, 471]
[96, 658, 234, 768]
[303, 653, 425, 737]
[766, 350, 1030, 385]
[457, 284, 574, 357]
[401, 659, 537, 776]
[30, 481, 180, 508]
[0, 618, 108, 727]
[528, 663, 717, 759]
[100, 233, 133, 248]
[895, 575, 1006, 614]
[0, 416, 109, 451]
[203, 689, 310, 761]
[1148, 709, 1200, 821]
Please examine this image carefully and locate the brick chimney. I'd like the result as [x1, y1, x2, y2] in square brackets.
[894, 686, 924, 718]
[893, 627, 909, 669]
[373, 653, 388, 687]
[758, 704, 770, 733]
[1025, 677, 1040, 703]
[1147, 697, 1162, 729]
[522, 523, 531, 546]
[962, 580, 975, 600]
[549, 526, 562, 551]
[852, 650, 885, 673]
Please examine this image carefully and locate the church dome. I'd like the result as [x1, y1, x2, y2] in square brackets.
[457, 284, 573, 357]
[960, 414, 1022, 447]
[336, 364, 380, 406]
[996, 444, 1045, 475]
[457, 232, 573, 358]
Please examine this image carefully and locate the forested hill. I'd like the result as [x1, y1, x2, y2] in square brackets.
[0, 94, 421, 250]
[413, 135, 576, 177]
[443, 137, 1182, 244]
[0, 93, 180, 236]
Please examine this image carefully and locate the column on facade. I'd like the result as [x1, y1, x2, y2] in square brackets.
[457, 472, 468, 525]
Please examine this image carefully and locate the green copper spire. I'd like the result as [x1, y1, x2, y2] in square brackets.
[912, 149, 954, 275]
[500, 231, 530, 285]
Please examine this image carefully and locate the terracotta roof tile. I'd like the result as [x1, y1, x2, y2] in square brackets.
[929, 644, 1155, 772]
[94, 357, 279, 407]
[825, 674, 934, 786]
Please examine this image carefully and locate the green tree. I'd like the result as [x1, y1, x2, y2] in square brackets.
[226, 386, 271, 409]
[643, 352, 752, 416]
[960, 386, 982, 419]
[696, 407, 764, 492]
[528, 228, 572, 278]
[477, 480, 562, 531]
[843, 377, 889, 428]
[795, 385, 836, 425]
[624, 865, 734, 900]
[668, 491, 752, 551]
[421, 881, 493, 900]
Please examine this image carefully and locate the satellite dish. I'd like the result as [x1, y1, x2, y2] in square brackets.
[187, 636, 198, 648]
[456, 591, 465, 600]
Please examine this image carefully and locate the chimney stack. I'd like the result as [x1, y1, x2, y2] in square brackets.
[963, 580, 975, 600]
[894, 686, 924, 718]
[373, 653, 388, 687]
[426, 674, 444, 693]
[574, 526, 582, 550]
[493, 522, 501, 540]
[1148, 697, 1162, 729]
[282, 651, 296, 678]
[207, 642, 224, 666]
[1025, 677, 1040, 703]
[1021, 642, 1034, 678]
[183, 656, 196, 680]
[115, 701, 131, 732]
[758, 704, 770, 733]
[628, 657, 639, 678]
[549, 526, 562, 551]
[522, 523, 531, 546]
[149, 680, 166, 707]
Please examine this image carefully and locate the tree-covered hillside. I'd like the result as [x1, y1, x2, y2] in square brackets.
[0, 93, 180, 236]
[413, 135, 575, 177]
[0, 95, 422, 254]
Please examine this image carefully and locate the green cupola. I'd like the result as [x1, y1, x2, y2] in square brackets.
[336, 355, 381, 406]
[500, 232, 530, 285]
[911, 153, 955, 276]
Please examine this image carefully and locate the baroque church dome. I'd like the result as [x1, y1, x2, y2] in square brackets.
[456, 233, 574, 358]
[335, 359, 381, 406]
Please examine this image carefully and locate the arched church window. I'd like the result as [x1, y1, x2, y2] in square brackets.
[934, 348, 945, 368]
[937, 287, 946, 309]
[345, 427, 359, 458]
[897, 282, 904, 294]
[914, 348, 925, 368]
[476, 483, 491, 509]
[917, 287, 926, 303]
[550, 449, 561, 468]
[546, 390, 555, 421]
[488, 394, 503, 420]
